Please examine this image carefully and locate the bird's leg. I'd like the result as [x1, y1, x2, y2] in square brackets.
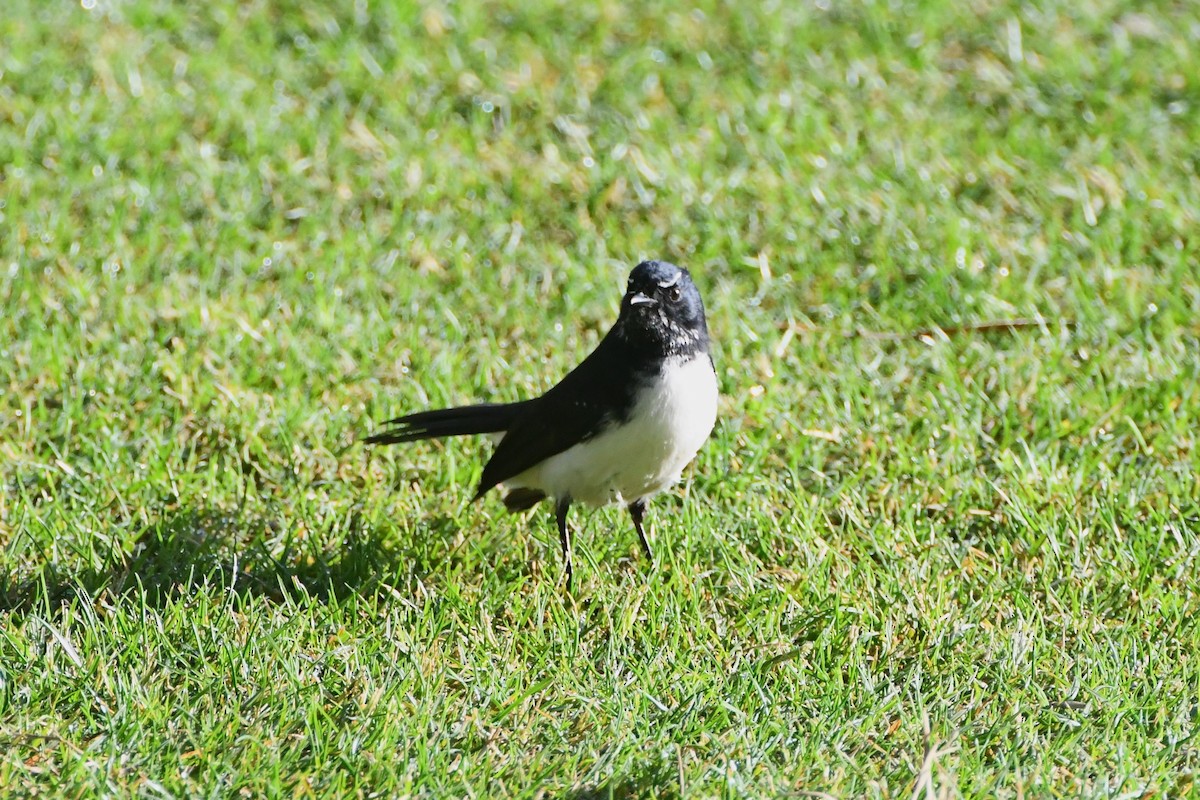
[555, 496, 573, 590]
[628, 498, 653, 560]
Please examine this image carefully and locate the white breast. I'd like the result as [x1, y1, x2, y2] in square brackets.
[508, 355, 718, 507]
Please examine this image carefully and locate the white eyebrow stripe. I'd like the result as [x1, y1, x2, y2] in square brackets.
[657, 271, 681, 289]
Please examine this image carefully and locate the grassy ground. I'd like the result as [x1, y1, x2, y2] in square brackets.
[2, 0, 1198, 796]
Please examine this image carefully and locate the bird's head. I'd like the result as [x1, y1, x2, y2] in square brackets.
[617, 260, 710, 356]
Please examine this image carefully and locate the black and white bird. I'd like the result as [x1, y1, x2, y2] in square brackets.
[365, 260, 718, 588]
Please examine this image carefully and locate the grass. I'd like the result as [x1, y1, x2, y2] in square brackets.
[2, 0, 1199, 795]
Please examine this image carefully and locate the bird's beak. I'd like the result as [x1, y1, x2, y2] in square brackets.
[629, 291, 657, 307]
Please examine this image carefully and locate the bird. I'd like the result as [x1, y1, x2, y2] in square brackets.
[365, 260, 718, 589]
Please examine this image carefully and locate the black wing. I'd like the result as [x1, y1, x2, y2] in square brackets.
[473, 333, 643, 499]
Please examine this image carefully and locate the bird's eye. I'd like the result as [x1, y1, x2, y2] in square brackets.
[667, 285, 682, 302]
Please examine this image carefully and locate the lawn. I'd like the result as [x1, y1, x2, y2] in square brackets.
[2, 0, 1199, 796]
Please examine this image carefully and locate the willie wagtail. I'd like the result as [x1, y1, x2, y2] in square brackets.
[366, 260, 718, 588]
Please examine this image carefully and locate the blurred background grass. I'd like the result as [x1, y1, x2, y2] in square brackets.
[2, 0, 1199, 796]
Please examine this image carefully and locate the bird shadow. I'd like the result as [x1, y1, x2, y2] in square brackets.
[562, 757, 679, 800]
[0, 505, 437, 616]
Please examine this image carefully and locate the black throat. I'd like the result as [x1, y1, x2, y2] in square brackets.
[611, 311, 710, 362]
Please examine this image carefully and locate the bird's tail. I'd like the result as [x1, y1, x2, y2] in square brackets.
[363, 402, 529, 445]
